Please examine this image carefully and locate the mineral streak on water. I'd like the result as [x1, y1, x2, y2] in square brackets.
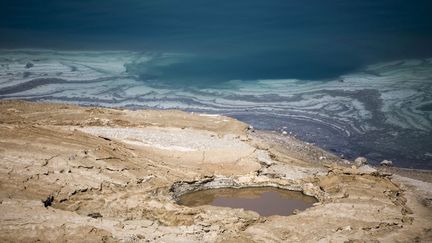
[0, 1, 432, 168]
[0, 50, 431, 169]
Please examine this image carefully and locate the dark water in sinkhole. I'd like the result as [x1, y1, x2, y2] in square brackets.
[177, 187, 317, 216]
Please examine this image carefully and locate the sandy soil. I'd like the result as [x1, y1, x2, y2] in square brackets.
[0, 100, 431, 242]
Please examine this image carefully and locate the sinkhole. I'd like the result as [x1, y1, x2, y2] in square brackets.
[177, 187, 317, 216]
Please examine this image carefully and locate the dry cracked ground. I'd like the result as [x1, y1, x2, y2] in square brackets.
[0, 100, 431, 242]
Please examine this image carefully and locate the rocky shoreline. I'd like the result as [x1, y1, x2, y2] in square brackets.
[0, 100, 431, 242]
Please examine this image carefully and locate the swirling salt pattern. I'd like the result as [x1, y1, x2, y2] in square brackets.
[0, 50, 431, 168]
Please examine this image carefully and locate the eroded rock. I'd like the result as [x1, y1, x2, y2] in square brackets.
[354, 157, 368, 167]
[381, 160, 394, 167]
[0, 101, 431, 242]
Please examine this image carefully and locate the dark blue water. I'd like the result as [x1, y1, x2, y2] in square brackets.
[1, 0, 432, 82]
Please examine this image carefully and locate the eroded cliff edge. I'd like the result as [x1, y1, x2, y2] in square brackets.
[0, 100, 431, 242]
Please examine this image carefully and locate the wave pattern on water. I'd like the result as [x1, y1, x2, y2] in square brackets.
[1, 50, 431, 168]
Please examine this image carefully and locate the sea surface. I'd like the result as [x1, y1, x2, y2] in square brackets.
[1, 1, 432, 168]
[0, 50, 431, 169]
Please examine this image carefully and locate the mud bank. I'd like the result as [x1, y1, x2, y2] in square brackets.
[0, 100, 431, 242]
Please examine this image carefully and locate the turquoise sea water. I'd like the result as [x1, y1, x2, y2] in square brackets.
[0, 1, 432, 168]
